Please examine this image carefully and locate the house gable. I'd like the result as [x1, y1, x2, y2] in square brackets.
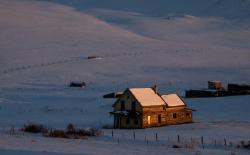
[113, 89, 142, 112]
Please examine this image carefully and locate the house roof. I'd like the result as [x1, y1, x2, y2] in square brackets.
[113, 87, 187, 107]
[161, 94, 186, 107]
[128, 88, 165, 106]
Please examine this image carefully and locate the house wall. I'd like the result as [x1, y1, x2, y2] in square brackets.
[164, 108, 192, 125]
[142, 106, 192, 128]
[113, 90, 143, 128]
[114, 115, 142, 128]
[142, 106, 165, 128]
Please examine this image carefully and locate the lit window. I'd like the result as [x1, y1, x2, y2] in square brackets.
[147, 116, 151, 125]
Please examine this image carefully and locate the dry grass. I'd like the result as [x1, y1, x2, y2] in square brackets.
[45, 123, 102, 139]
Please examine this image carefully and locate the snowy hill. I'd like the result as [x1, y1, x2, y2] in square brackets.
[43, 0, 250, 19]
[0, 0, 250, 87]
[0, 0, 250, 155]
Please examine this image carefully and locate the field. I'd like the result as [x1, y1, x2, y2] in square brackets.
[0, 0, 250, 154]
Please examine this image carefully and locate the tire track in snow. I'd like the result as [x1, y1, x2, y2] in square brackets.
[0, 47, 212, 76]
[0, 57, 87, 76]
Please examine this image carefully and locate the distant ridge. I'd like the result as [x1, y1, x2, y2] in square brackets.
[40, 0, 250, 19]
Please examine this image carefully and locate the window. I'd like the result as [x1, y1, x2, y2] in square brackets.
[186, 113, 191, 117]
[158, 114, 162, 123]
[147, 116, 151, 125]
[121, 101, 125, 111]
[162, 106, 166, 111]
[132, 101, 136, 111]
[173, 113, 177, 119]
[126, 117, 130, 125]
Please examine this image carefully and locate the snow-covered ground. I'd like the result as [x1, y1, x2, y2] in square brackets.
[0, 0, 250, 154]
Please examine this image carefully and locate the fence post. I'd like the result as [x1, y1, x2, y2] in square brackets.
[112, 130, 114, 138]
[10, 125, 15, 135]
[177, 134, 180, 143]
[156, 133, 158, 141]
[224, 138, 227, 146]
[201, 136, 204, 149]
[133, 131, 135, 141]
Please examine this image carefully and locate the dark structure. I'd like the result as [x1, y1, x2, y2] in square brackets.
[228, 84, 250, 92]
[208, 81, 222, 90]
[87, 56, 103, 59]
[103, 92, 123, 98]
[186, 81, 250, 98]
[69, 81, 86, 87]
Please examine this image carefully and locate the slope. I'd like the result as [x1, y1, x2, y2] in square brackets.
[41, 0, 250, 19]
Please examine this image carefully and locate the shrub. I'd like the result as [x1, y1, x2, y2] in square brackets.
[48, 130, 68, 138]
[46, 124, 102, 139]
[76, 128, 102, 137]
[172, 144, 182, 148]
[22, 123, 48, 133]
[66, 123, 76, 133]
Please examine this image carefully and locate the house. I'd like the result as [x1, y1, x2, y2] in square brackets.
[110, 87, 193, 128]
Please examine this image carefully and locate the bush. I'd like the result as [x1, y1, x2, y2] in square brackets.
[172, 144, 182, 148]
[47, 130, 68, 138]
[22, 123, 102, 139]
[22, 123, 48, 133]
[76, 128, 102, 137]
[46, 128, 101, 139]
[66, 123, 76, 133]
[46, 123, 102, 139]
[236, 140, 250, 149]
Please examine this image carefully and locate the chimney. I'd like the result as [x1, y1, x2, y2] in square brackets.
[152, 85, 157, 94]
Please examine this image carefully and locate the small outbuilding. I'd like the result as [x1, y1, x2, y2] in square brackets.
[110, 87, 193, 128]
[69, 81, 86, 87]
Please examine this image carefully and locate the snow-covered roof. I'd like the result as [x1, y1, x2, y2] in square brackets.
[161, 94, 186, 107]
[127, 88, 186, 107]
[128, 88, 165, 106]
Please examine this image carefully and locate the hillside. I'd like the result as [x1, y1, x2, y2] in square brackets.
[0, 0, 250, 155]
[45, 0, 250, 19]
[1, 0, 250, 87]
